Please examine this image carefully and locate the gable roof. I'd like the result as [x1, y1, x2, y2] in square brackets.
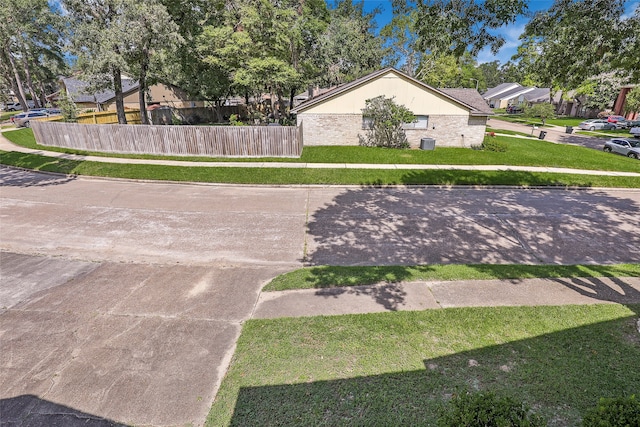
[524, 88, 551, 103]
[62, 76, 140, 104]
[482, 83, 521, 99]
[291, 68, 492, 116]
[438, 88, 493, 115]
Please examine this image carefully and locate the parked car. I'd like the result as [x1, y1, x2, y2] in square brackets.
[44, 108, 62, 116]
[506, 105, 523, 114]
[577, 119, 616, 131]
[10, 110, 49, 128]
[630, 126, 640, 138]
[605, 115, 627, 123]
[603, 138, 640, 159]
[613, 120, 631, 129]
[2, 101, 35, 111]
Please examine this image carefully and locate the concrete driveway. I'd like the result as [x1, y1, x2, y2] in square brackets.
[1, 166, 640, 426]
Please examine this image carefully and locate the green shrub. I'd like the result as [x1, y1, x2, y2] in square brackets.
[582, 395, 640, 427]
[358, 95, 414, 149]
[438, 391, 546, 427]
[481, 138, 508, 152]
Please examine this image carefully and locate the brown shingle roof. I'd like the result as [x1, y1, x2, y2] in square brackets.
[438, 88, 493, 115]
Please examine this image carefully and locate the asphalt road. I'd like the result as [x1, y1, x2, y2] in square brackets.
[486, 117, 622, 150]
[1, 167, 640, 426]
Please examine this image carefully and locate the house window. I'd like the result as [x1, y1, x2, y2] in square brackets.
[403, 115, 429, 129]
[362, 116, 374, 129]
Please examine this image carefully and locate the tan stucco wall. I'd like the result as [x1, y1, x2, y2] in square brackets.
[301, 71, 470, 116]
[298, 113, 487, 148]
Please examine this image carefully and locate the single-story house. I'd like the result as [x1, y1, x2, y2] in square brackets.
[291, 68, 493, 148]
[49, 76, 204, 111]
[483, 83, 550, 109]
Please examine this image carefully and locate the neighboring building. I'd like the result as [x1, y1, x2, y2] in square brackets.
[613, 85, 638, 120]
[50, 76, 203, 111]
[291, 68, 493, 148]
[483, 83, 550, 109]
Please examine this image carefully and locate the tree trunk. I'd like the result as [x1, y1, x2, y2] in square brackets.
[112, 67, 127, 124]
[138, 51, 149, 125]
[5, 49, 29, 110]
[22, 56, 41, 108]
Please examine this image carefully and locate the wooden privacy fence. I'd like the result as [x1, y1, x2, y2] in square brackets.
[44, 110, 142, 124]
[31, 121, 303, 158]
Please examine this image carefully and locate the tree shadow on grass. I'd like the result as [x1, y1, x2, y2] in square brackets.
[0, 394, 126, 426]
[225, 306, 640, 426]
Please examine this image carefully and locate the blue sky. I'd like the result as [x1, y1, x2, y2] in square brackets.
[357, 0, 639, 65]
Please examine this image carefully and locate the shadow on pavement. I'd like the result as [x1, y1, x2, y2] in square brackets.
[305, 184, 640, 267]
[0, 395, 126, 426]
[0, 163, 77, 187]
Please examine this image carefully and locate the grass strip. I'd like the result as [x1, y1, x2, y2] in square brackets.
[264, 264, 640, 291]
[4, 128, 640, 173]
[2, 150, 640, 187]
[207, 304, 640, 426]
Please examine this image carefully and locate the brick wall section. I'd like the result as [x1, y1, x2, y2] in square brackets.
[298, 113, 487, 148]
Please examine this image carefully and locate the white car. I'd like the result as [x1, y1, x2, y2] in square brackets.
[2, 101, 35, 111]
[630, 126, 640, 138]
[603, 138, 640, 159]
[577, 119, 616, 131]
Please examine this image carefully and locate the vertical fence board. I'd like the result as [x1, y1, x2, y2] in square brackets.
[29, 122, 302, 158]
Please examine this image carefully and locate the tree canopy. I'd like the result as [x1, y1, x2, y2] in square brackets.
[3, 0, 638, 121]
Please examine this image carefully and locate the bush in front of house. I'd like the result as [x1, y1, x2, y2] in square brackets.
[438, 391, 545, 427]
[358, 95, 415, 149]
[582, 395, 640, 427]
[481, 138, 508, 152]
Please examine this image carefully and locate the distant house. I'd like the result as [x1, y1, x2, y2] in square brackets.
[49, 76, 203, 111]
[291, 68, 493, 148]
[483, 83, 550, 109]
[613, 85, 638, 120]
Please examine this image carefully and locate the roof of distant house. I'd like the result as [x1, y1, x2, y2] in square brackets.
[62, 76, 140, 104]
[482, 83, 521, 99]
[524, 88, 551, 103]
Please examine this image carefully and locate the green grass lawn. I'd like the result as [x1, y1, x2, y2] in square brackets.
[485, 127, 535, 138]
[207, 304, 640, 426]
[544, 117, 585, 127]
[2, 150, 640, 188]
[264, 264, 640, 291]
[0, 111, 16, 122]
[2, 129, 639, 187]
[4, 128, 640, 172]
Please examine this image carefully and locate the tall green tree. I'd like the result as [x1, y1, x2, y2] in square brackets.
[119, 0, 182, 124]
[198, 0, 329, 120]
[417, 52, 485, 89]
[380, 0, 421, 76]
[518, 0, 633, 89]
[160, 0, 232, 119]
[625, 87, 640, 115]
[315, 0, 387, 86]
[415, 0, 527, 58]
[0, 0, 66, 110]
[63, 0, 132, 123]
[64, 0, 182, 124]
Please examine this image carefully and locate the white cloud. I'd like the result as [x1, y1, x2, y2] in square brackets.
[476, 22, 526, 64]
